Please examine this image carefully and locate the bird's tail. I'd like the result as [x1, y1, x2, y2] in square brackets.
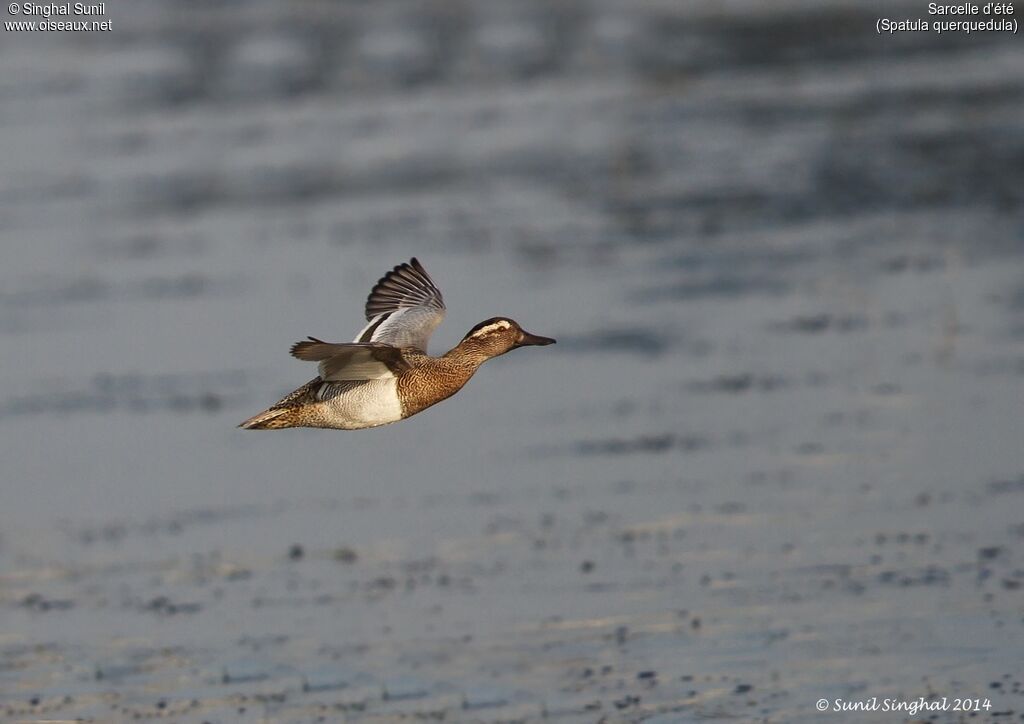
[238, 406, 298, 430]
[239, 378, 323, 430]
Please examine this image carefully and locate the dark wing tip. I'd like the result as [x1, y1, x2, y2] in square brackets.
[290, 340, 320, 360]
[290, 336, 330, 359]
[364, 257, 445, 320]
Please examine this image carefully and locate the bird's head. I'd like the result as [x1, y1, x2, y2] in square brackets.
[460, 317, 556, 358]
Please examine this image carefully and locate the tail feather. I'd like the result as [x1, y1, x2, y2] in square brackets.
[239, 378, 323, 430]
[238, 407, 298, 430]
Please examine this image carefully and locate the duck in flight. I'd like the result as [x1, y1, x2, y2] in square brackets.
[239, 258, 555, 430]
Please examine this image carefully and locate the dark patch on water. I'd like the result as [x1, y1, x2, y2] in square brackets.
[19, 592, 74, 613]
[635, 276, 790, 303]
[877, 566, 950, 587]
[556, 327, 670, 356]
[771, 313, 869, 335]
[1, 370, 248, 420]
[575, 433, 709, 456]
[637, 7, 891, 78]
[90, 233, 207, 261]
[0, 273, 240, 309]
[382, 677, 430, 702]
[989, 476, 1024, 495]
[61, 502, 274, 546]
[138, 595, 203, 617]
[815, 126, 1024, 215]
[687, 373, 791, 395]
[879, 253, 946, 275]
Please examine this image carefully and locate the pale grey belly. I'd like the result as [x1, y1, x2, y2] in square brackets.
[318, 378, 403, 430]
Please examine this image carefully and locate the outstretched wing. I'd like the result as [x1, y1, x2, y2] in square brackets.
[353, 258, 446, 352]
[291, 337, 411, 382]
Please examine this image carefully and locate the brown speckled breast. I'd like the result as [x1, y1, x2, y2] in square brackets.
[396, 355, 479, 419]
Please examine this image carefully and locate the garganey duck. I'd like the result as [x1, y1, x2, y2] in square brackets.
[239, 258, 555, 430]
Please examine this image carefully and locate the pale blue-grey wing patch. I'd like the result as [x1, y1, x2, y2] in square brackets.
[356, 258, 446, 351]
[290, 339, 410, 382]
[354, 307, 445, 351]
[354, 312, 393, 344]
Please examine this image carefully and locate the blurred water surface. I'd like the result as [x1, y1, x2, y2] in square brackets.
[2, 1, 1023, 721]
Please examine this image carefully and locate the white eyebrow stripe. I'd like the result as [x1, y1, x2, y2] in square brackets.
[474, 320, 512, 335]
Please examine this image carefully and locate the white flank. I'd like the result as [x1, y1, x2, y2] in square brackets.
[322, 378, 403, 428]
[351, 378, 404, 426]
